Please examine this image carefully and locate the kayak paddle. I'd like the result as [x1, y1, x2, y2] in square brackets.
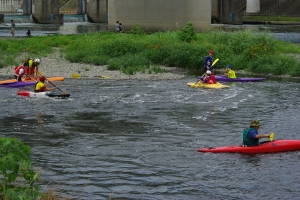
[212, 58, 219, 67]
[269, 132, 274, 142]
[36, 71, 68, 94]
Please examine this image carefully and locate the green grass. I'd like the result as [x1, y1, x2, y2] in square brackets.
[1, 24, 300, 76]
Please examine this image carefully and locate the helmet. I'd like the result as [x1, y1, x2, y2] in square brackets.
[227, 65, 232, 68]
[209, 50, 214, 54]
[250, 120, 260, 127]
[206, 70, 212, 75]
[35, 58, 40, 64]
[39, 76, 45, 81]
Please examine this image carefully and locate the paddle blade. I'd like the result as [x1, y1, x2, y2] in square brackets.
[72, 73, 81, 79]
[212, 58, 219, 66]
[269, 132, 274, 141]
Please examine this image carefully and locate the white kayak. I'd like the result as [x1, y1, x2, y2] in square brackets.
[17, 91, 70, 98]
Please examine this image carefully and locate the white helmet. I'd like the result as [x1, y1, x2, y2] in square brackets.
[206, 70, 211, 75]
[35, 58, 40, 64]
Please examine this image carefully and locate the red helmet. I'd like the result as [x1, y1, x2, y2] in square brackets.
[39, 76, 45, 81]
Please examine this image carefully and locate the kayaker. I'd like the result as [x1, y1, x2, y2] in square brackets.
[14, 65, 26, 82]
[242, 120, 272, 146]
[34, 76, 57, 92]
[203, 50, 214, 74]
[223, 65, 236, 78]
[202, 70, 216, 84]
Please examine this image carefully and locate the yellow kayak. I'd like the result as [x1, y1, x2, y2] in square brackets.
[187, 81, 229, 89]
[0, 77, 65, 85]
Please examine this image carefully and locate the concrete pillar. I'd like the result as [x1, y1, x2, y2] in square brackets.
[86, 0, 107, 23]
[108, 0, 211, 33]
[31, 0, 63, 24]
[0, 14, 3, 23]
[220, 0, 246, 25]
[23, 0, 32, 15]
[246, 0, 260, 13]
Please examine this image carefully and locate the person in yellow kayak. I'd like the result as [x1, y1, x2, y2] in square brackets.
[223, 65, 236, 78]
[242, 120, 272, 146]
[34, 76, 57, 92]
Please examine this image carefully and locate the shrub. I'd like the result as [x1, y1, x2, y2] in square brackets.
[0, 137, 41, 200]
[130, 23, 146, 35]
[177, 22, 197, 43]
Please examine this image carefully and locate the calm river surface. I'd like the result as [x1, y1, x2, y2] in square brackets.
[1, 77, 300, 199]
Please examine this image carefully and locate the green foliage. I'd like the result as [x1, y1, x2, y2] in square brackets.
[1, 29, 300, 76]
[177, 22, 197, 43]
[130, 23, 146, 35]
[107, 53, 149, 75]
[0, 137, 40, 200]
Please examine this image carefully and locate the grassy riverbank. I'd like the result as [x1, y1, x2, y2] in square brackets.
[1, 23, 300, 76]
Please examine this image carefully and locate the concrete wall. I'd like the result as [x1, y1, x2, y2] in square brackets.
[86, 0, 107, 23]
[30, 0, 62, 24]
[108, 0, 211, 33]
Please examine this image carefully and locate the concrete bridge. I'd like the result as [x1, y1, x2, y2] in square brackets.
[1, 0, 299, 33]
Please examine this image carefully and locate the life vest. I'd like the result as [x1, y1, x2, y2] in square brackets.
[228, 70, 236, 78]
[34, 81, 46, 92]
[242, 128, 259, 146]
[205, 75, 216, 84]
[23, 58, 32, 67]
[15, 65, 25, 75]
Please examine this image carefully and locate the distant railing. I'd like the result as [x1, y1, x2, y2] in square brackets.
[59, 11, 77, 14]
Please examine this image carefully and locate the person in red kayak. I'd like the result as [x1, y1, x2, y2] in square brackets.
[202, 70, 216, 84]
[14, 65, 26, 82]
[242, 120, 272, 146]
[34, 76, 56, 92]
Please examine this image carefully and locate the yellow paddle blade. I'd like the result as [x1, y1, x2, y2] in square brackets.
[212, 58, 219, 66]
[101, 76, 111, 79]
[269, 132, 274, 141]
[72, 73, 81, 78]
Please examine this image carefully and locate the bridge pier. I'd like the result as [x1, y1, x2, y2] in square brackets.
[86, 0, 107, 23]
[24, 0, 63, 24]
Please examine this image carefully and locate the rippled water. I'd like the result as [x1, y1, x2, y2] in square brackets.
[1, 77, 300, 199]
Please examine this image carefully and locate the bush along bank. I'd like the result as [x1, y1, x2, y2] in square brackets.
[1, 23, 300, 77]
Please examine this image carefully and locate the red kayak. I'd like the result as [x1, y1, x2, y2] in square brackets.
[198, 140, 300, 154]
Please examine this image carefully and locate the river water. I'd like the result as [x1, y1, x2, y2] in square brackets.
[1, 19, 300, 199]
[1, 77, 300, 199]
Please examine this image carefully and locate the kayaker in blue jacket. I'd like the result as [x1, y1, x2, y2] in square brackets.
[242, 120, 272, 146]
[203, 50, 214, 74]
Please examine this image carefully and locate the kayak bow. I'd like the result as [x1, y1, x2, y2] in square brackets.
[214, 76, 266, 82]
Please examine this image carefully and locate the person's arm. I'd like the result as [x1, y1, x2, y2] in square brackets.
[44, 81, 57, 91]
[46, 87, 57, 91]
[255, 134, 271, 139]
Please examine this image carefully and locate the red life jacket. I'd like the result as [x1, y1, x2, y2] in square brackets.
[205, 75, 217, 84]
[15, 65, 25, 75]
